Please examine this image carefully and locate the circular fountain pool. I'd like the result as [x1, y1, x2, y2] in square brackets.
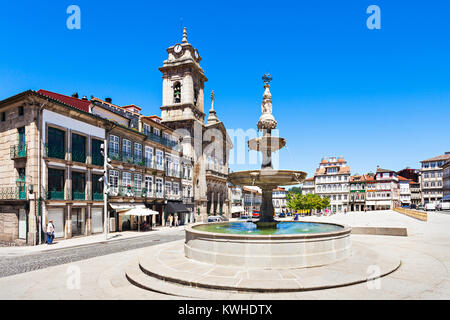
[185, 221, 352, 268]
[193, 221, 344, 235]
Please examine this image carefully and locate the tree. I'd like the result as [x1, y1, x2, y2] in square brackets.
[287, 193, 331, 215]
[288, 186, 302, 194]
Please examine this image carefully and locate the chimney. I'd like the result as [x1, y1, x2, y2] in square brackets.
[72, 92, 79, 98]
[105, 97, 112, 103]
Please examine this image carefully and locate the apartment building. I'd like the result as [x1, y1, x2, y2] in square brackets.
[366, 168, 400, 210]
[349, 175, 367, 212]
[398, 176, 412, 207]
[229, 185, 244, 218]
[302, 178, 315, 195]
[272, 187, 287, 214]
[243, 186, 262, 215]
[443, 161, 450, 200]
[420, 152, 450, 204]
[0, 90, 108, 245]
[410, 180, 422, 207]
[314, 156, 351, 213]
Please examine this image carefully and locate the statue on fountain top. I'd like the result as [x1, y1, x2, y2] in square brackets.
[257, 73, 277, 131]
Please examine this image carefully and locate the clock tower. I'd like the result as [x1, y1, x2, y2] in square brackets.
[159, 27, 207, 124]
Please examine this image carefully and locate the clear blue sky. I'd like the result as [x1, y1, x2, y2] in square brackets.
[1, 0, 449, 178]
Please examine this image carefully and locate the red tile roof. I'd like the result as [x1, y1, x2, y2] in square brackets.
[38, 90, 91, 113]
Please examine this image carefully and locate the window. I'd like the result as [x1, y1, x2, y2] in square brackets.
[72, 172, 86, 199]
[109, 170, 119, 192]
[165, 154, 172, 174]
[173, 182, 179, 195]
[92, 174, 103, 198]
[18, 106, 24, 116]
[91, 139, 104, 166]
[1, 112, 5, 121]
[165, 181, 172, 195]
[173, 82, 181, 103]
[134, 143, 142, 161]
[47, 127, 66, 159]
[71, 133, 86, 163]
[122, 172, 131, 187]
[156, 178, 163, 196]
[145, 146, 153, 167]
[47, 168, 65, 199]
[156, 149, 164, 169]
[109, 135, 119, 156]
[134, 174, 142, 190]
[143, 124, 151, 135]
[122, 139, 131, 157]
[145, 176, 153, 193]
[154, 128, 160, 136]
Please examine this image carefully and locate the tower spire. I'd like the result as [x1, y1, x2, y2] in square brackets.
[182, 27, 188, 43]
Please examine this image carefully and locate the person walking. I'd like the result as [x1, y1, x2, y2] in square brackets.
[46, 220, 55, 245]
[174, 213, 179, 227]
[168, 214, 173, 227]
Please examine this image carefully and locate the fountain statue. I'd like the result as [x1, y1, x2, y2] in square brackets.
[228, 73, 307, 227]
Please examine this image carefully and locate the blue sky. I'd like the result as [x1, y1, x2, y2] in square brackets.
[1, 0, 449, 178]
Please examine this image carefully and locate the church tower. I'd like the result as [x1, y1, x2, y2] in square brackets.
[159, 27, 208, 124]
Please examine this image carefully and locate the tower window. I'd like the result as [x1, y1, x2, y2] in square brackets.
[194, 87, 199, 106]
[18, 106, 24, 116]
[173, 82, 181, 103]
[1, 112, 5, 122]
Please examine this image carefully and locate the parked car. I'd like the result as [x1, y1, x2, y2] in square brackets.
[207, 216, 223, 223]
[437, 200, 450, 211]
[417, 205, 425, 211]
[425, 203, 436, 211]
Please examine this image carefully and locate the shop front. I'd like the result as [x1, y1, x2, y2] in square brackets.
[165, 201, 190, 226]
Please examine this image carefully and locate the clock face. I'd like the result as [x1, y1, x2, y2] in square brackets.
[174, 44, 182, 54]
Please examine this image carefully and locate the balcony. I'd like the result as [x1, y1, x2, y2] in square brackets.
[0, 187, 27, 200]
[92, 192, 103, 201]
[133, 156, 145, 167]
[46, 189, 65, 200]
[122, 153, 134, 164]
[10, 144, 27, 160]
[72, 191, 86, 200]
[146, 132, 181, 151]
[44, 144, 66, 160]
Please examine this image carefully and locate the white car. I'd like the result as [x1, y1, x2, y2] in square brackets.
[425, 203, 436, 211]
[437, 200, 450, 211]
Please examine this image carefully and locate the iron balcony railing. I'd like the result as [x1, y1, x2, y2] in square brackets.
[72, 191, 86, 200]
[145, 132, 180, 150]
[92, 192, 103, 201]
[44, 144, 66, 160]
[10, 144, 27, 159]
[0, 186, 26, 200]
[46, 189, 65, 200]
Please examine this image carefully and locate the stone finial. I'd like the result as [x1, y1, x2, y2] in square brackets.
[210, 90, 215, 110]
[207, 90, 219, 124]
[182, 27, 188, 43]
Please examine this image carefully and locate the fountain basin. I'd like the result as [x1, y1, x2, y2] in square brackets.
[185, 221, 352, 268]
[248, 136, 286, 152]
[228, 169, 307, 186]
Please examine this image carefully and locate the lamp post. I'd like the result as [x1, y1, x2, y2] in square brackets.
[101, 140, 113, 240]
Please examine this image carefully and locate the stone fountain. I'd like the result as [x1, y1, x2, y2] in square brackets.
[228, 73, 307, 227]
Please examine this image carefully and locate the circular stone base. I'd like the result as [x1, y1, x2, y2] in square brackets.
[127, 240, 401, 293]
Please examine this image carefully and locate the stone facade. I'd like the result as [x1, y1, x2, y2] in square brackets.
[158, 28, 233, 222]
[420, 152, 450, 204]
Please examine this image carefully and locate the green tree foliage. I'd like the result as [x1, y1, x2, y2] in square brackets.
[287, 193, 330, 213]
[288, 186, 302, 194]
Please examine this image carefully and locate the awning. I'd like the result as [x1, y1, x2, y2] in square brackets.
[110, 203, 146, 213]
[232, 206, 245, 213]
[121, 207, 159, 216]
[166, 201, 190, 213]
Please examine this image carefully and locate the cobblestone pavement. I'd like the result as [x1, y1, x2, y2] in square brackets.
[0, 229, 184, 278]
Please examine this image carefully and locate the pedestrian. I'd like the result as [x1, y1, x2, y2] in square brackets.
[46, 220, 55, 245]
[174, 213, 179, 227]
[168, 214, 173, 227]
